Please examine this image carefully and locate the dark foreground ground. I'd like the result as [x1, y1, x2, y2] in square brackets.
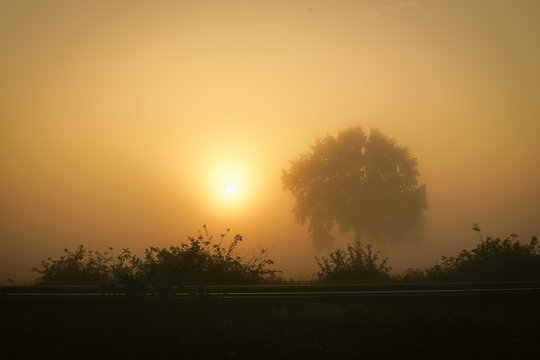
[2, 293, 539, 359]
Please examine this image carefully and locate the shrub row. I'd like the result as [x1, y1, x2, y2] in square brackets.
[32, 226, 540, 285]
[32, 226, 279, 287]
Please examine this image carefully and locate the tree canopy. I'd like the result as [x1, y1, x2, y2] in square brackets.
[282, 126, 427, 248]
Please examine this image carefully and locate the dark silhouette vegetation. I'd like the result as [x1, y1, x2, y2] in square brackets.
[32, 227, 279, 287]
[17, 231, 540, 359]
[282, 126, 427, 249]
[16, 225, 540, 360]
[316, 240, 390, 283]
[314, 225, 540, 283]
[403, 228, 540, 283]
[11, 222, 540, 360]
[30, 225, 540, 286]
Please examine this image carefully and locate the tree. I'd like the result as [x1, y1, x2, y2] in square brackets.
[282, 126, 427, 248]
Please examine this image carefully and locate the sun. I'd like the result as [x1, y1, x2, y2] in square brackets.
[225, 184, 237, 196]
[201, 155, 258, 211]
[208, 167, 248, 207]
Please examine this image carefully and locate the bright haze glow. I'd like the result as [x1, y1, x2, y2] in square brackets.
[225, 185, 237, 196]
[1, 0, 539, 282]
[203, 157, 255, 212]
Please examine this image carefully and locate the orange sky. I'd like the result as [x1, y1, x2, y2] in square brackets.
[2, 0, 540, 282]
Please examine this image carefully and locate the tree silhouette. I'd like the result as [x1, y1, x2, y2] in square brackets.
[282, 126, 427, 248]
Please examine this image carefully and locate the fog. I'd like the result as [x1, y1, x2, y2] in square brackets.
[1, 0, 539, 282]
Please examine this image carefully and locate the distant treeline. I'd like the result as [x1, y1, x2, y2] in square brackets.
[31, 226, 540, 287]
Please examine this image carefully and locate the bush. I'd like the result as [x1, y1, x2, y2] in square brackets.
[31, 245, 138, 286]
[430, 234, 539, 282]
[403, 228, 540, 282]
[32, 227, 279, 286]
[139, 227, 279, 285]
[315, 240, 390, 283]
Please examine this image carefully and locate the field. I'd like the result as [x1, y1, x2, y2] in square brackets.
[3, 291, 539, 359]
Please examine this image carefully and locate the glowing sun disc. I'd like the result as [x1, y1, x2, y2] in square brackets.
[225, 185, 237, 195]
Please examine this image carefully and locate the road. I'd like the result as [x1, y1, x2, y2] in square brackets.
[2, 281, 539, 300]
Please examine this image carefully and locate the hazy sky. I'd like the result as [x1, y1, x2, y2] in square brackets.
[2, 0, 540, 282]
